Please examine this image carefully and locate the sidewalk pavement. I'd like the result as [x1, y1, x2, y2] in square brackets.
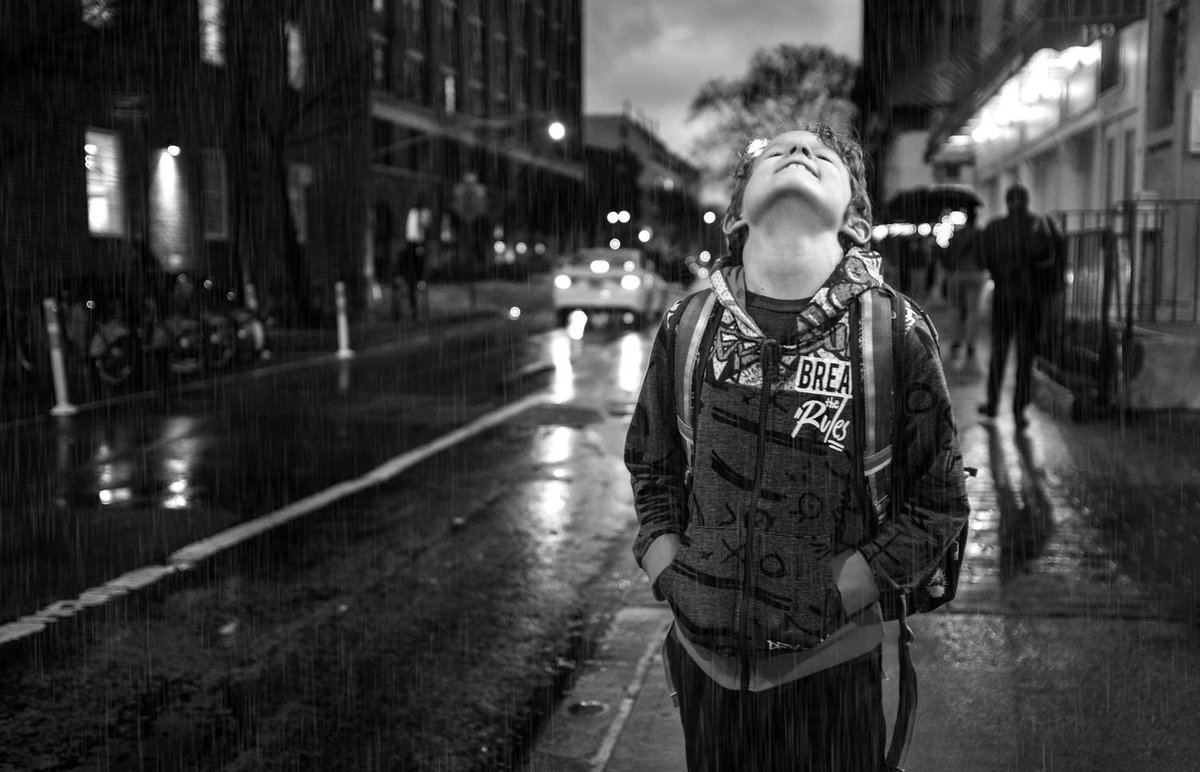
[526, 300, 1200, 772]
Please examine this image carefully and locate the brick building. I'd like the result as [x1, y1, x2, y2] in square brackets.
[366, 0, 585, 285]
[0, 0, 372, 326]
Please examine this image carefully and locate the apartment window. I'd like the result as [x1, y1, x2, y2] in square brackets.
[443, 69, 458, 114]
[467, 15, 484, 76]
[287, 164, 312, 245]
[403, 51, 427, 102]
[466, 79, 485, 116]
[1150, 7, 1180, 129]
[491, 33, 509, 109]
[84, 129, 125, 236]
[373, 120, 390, 166]
[285, 22, 305, 90]
[82, 0, 114, 27]
[373, 0, 385, 12]
[533, 7, 547, 55]
[201, 149, 228, 240]
[402, 0, 425, 46]
[199, 0, 225, 66]
[372, 32, 387, 85]
[439, 0, 459, 64]
[515, 0, 529, 34]
[513, 48, 528, 110]
[532, 59, 547, 110]
[465, 15, 484, 115]
[491, 0, 508, 30]
[1099, 33, 1120, 93]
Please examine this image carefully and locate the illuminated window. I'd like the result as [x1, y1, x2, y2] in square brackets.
[82, 0, 114, 27]
[199, 0, 225, 66]
[201, 149, 227, 240]
[287, 164, 312, 245]
[85, 129, 126, 236]
[443, 70, 457, 114]
[373, 0, 385, 12]
[286, 22, 305, 90]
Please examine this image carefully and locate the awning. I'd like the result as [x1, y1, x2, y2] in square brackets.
[925, 0, 1147, 161]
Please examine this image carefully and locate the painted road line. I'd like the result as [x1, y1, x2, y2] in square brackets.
[0, 392, 552, 648]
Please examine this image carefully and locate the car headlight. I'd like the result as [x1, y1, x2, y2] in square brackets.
[554, 274, 572, 289]
[620, 274, 642, 291]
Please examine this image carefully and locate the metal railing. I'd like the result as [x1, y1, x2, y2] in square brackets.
[1046, 199, 1200, 412]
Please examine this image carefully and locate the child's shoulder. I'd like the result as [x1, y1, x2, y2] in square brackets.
[875, 285, 939, 349]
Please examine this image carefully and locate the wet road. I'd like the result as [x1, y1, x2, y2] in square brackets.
[1, 317, 545, 623]
[0, 308, 664, 770]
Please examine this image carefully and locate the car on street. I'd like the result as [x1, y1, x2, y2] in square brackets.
[552, 247, 670, 326]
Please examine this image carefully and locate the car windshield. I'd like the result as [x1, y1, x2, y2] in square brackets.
[565, 249, 643, 271]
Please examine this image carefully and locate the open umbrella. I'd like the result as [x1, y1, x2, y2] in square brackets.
[884, 184, 983, 224]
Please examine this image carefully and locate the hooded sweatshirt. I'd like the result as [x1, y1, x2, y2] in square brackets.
[625, 248, 970, 691]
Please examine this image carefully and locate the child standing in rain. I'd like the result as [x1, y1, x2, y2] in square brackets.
[624, 125, 970, 771]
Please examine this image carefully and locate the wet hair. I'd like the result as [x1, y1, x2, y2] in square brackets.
[719, 124, 873, 267]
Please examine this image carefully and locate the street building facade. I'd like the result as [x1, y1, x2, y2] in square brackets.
[582, 112, 703, 275]
[0, 0, 372, 328]
[1, 0, 585, 337]
[368, 0, 585, 287]
[861, 0, 1200, 412]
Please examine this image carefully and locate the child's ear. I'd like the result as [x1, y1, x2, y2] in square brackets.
[840, 214, 872, 247]
[722, 208, 748, 237]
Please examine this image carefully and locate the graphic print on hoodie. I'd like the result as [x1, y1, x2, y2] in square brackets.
[663, 256, 879, 658]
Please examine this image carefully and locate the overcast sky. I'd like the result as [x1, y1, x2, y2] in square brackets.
[583, 0, 863, 164]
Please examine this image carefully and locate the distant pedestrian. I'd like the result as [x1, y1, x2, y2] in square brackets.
[939, 205, 986, 371]
[977, 184, 1065, 428]
[625, 125, 970, 771]
[397, 206, 430, 320]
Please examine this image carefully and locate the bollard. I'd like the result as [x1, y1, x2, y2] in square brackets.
[335, 281, 355, 360]
[243, 281, 260, 312]
[42, 297, 78, 417]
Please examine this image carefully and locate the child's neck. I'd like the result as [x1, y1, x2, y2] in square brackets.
[741, 229, 845, 300]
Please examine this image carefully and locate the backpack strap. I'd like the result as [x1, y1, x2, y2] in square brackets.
[673, 289, 718, 481]
[860, 288, 905, 522]
[856, 288, 917, 772]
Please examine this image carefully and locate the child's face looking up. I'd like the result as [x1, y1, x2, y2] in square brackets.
[736, 130, 860, 240]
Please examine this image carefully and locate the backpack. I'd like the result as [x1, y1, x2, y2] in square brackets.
[1031, 214, 1067, 295]
[670, 285, 968, 772]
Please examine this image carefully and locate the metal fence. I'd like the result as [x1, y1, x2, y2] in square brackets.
[1044, 199, 1200, 412]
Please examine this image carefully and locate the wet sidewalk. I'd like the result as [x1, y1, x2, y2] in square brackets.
[527, 302, 1200, 772]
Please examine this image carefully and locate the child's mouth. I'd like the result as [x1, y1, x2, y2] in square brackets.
[780, 160, 818, 178]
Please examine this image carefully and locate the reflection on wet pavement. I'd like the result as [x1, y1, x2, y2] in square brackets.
[957, 418, 1154, 618]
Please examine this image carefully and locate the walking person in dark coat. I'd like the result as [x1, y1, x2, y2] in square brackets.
[977, 184, 1065, 428]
